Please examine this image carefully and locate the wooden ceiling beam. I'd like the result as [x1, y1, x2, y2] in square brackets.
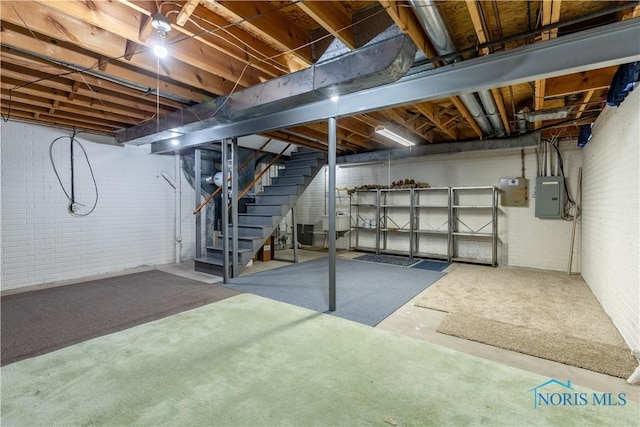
[534, 0, 563, 129]
[0, 71, 175, 117]
[36, 0, 270, 87]
[0, 81, 157, 122]
[449, 96, 483, 137]
[5, 99, 129, 129]
[152, 2, 287, 78]
[545, 67, 617, 97]
[296, 1, 356, 50]
[201, 0, 313, 66]
[287, 125, 362, 152]
[2, 108, 116, 134]
[304, 122, 375, 150]
[1, 90, 147, 125]
[412, 102, 457, 139]
[0, 50, 184, 110]
[261, 131, 330, 153]
[0, 18, 218, 101]
[574, 90, 596, 119]
[176, 0, 201, 26]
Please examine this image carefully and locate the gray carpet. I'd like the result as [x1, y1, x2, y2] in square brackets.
[1, 270, 240, 366]
[225, 258, 445, 326]
[354, 253, 418, 266]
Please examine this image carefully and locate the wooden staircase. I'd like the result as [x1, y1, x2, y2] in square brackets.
[195, 147, 326, 276]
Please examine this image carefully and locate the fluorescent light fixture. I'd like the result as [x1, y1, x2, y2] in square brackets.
[374, 125, 415, 146]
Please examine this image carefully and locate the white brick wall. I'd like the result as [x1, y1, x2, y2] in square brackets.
[297, 145, 582, 271]
[582, 88, 640, 352]
[1, 121, 195, 291]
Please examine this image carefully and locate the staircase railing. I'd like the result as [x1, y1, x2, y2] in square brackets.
[192, 139, 272, 215]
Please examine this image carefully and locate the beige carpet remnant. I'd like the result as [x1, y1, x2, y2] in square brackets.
[416, 264, 637, 378]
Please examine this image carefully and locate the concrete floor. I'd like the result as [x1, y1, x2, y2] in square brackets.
[166, 249, 637, 401]
[6, 249, 637, 402]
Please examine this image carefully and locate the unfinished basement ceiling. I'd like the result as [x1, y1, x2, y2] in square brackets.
[1, 1, 638, 153]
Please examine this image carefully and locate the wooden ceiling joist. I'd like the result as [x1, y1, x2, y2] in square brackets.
[296, 1, 356, 50]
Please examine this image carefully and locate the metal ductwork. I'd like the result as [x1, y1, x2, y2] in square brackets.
[116, 30, 416, 145]
[458, 93, 494, 134]
[410, 0, 504, 137]
[477, 90, 506, 135]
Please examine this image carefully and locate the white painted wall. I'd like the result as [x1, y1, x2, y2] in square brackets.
[582, 88, 640, 352]
[297, 143, 583, 272]
[1, 121, 195, 291]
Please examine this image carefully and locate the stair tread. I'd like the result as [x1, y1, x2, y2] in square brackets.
[239, 213, 279, 217]
[205, 246, 253, 253]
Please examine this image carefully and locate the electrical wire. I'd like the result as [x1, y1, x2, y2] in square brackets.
[49, 130, 99, 217]
[545, 133, 580, 221]
[1, 0, 304, 124]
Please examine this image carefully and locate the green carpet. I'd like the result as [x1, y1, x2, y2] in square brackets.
[1, 294, 638, 426]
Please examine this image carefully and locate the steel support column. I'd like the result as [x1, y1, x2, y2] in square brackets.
[328, 117, 337, 312]
[194, 148, 202, 258]
[292, 205, 298, 263]
[230, 138, 239, 277]
[221, 141, 229, 284]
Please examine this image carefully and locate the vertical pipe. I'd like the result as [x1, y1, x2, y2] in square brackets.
[175, 154, 182, 264]
[195, 148, 202, 258]
[492, 187, 498, 266]
[292, 205, 299, 263]
[328, 117, 337, 312]
[230, 138, 239, 277]
[221, 141, 229, 284]
[70, 136, 75, 209]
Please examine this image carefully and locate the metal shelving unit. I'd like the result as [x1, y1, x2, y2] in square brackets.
[349, 189, 381, 253]
[449, 186, 498, 266]
[350, 186, 498, 265]
[380, 189, 414, 257]
[412, 187, 451, 261]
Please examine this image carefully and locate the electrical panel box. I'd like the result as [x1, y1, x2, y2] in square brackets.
[535, 177, 565, 218]
[500, 178, 528, 207]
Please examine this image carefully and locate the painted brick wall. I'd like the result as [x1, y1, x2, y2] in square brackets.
[297, 145, 582, 271]
[1, 121, 195, 291]
[582, 88, 640, 352]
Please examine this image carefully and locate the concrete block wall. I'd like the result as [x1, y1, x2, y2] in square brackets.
[297, 145, 582, 271]
[1, 121, 195, 291]
[582, 87, 639, 352]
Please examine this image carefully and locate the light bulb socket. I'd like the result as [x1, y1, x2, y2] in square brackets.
[151, 13, 172, 32]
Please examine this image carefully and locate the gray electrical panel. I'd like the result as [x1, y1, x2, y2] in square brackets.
[535, 177, 565, 218]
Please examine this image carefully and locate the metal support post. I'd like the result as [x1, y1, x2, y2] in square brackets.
[328, 117, 337, 312]
[230, 138, 239, 277]
[292, 205, 298, 263]
[221, 141, 229, 284]
[194, 148, 202, 258]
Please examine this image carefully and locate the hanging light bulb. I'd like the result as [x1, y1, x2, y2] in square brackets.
[151, 13, 171, 59]
[153, 40, 168, 59]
